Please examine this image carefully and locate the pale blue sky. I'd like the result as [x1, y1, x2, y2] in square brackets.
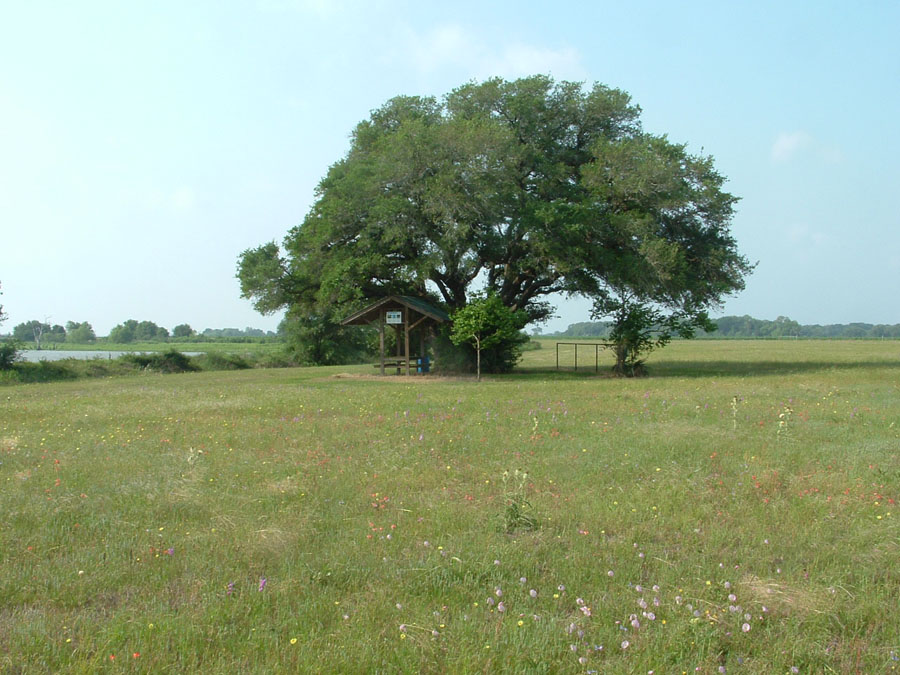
[2, 1, 898, 335]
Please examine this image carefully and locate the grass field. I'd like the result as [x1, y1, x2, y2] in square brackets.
[2, 340, 899, 672]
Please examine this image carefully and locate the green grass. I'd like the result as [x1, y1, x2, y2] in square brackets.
[2, 341, 899, 672]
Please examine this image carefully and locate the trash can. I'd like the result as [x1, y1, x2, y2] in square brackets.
[416, 356, 430, 373]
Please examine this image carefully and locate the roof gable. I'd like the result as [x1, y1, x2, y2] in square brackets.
[340, 295, 450, 325]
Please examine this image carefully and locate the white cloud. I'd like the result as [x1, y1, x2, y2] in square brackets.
[771, 131, 812, 162]
[402, 23, 586, 82]
[771, 131, 843, 164]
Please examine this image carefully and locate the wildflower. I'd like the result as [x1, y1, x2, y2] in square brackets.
[741, 623, 750, 632]
[497, 602, 506, 613]
[133, 653, 140, 659]
[399, 624, 407, 633]
[558, 584, 566, 591]
[728, 594, 736, 602]
[258, 577, 267, 592]
[607, 570, 614, 577]
[290, 638, 298, 645]
[578, 656, 587, 664]
[432, 630, 439, 637]
[529, 589, 538, 598]
[226, 582, 235, 596]
[576, 597, 584, 606]
[580, 606, 591, 617]
[495, 587, 503, 597]
[520, 577, 527, 584]
[621, 640, 630, 649]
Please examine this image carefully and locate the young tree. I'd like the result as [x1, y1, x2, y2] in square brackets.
[592, 290, 714, 376]
[449, 295, 528, 380]
[238, 76, 751, 365]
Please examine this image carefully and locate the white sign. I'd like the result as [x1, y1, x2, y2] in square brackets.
[386, 310, 402, 324]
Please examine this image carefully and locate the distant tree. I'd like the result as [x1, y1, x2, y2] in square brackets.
[66, 321, 96, 343]
[0, 281, 5, 327]
[134, 321, 160, 341]
[449, 294, 529, 380]
[47, 324, 67, 343]
[13, 320, 53, 348]
[108, 320, 138, 343]
[172, 324, 195, 338]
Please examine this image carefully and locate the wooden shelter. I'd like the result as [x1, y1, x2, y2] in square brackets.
[341, 296, 450, 375]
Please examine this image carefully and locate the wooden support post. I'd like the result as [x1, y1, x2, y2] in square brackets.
[404, 310, 411, 376]
[379, 311, 385, 376]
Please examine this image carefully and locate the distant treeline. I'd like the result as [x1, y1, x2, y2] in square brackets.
[549, 316, 900, 339]
[7, 318, 281, 345]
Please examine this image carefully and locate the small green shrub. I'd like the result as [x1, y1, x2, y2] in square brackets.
[0, 340, 21, 370]
[194, 352, 251, 371]
[520, 339, 542, 351]
[12, 361, 78, 383]
[122, 350, 198, 374]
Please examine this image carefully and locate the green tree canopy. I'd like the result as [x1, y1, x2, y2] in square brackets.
[172, 324, 195, 338]
[449, 294, 528, 379]
[66, 321, 96, 343]
[238, 76, 751, 364]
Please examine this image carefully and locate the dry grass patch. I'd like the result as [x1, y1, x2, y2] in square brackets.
[739, 573, 831, 617]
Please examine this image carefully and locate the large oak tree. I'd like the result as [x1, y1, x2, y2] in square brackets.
[238, 76, 751, 367]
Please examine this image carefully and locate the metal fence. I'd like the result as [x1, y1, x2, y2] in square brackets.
[555, 342, 611, 372]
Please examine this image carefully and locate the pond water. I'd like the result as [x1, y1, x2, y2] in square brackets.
[19, 350, 202, 362]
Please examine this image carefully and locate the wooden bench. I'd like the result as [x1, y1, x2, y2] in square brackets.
[374, 358, 430, 374]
